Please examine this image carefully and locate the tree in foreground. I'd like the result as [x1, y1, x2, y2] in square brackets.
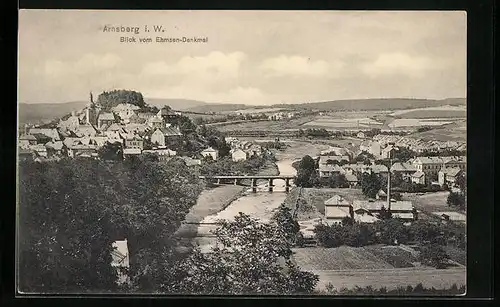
[174, 213, 319, 295]
[271, 204, 300, 245]
[18, 159, 119, 292]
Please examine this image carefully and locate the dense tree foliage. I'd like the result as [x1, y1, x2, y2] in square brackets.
[98, 142, 124, 161]
[418, 149, 466, 157]
[447, 192, 466, 210]
[97, 90, 146, 110]
[324, 173, 349, 188]
[353, 152, 375, 164]
[313, 222, 376, 248]
[199, 156, 268, 177]
[168, 115, 197, 135]
[107, 157, 204, 291]
[18, 157, 204, 293]
[297, 128, 330, 138]
[173, 213, 319, 294]
[19, 159, 119, 292]
[360, 172, 382, 198]
[408, 220, 446, 245]
[294, 155, 318, 187]
[419, 244, 450, 269]
[271, 204, 300, 244]
[372, 219, 410, 245]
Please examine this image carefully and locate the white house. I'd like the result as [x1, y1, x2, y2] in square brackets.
[438, 167, 462, 187]
[411, 171, 426, 184]
[231, 149, 247, 162]
[201, 147, 218, 161]
[324, 195, 353, 226]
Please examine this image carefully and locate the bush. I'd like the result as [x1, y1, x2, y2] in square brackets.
[419, 243, 450, 268]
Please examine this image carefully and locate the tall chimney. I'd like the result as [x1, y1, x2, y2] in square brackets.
[86, 108, 90, 125]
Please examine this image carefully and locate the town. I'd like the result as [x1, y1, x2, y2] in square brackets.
[18, 89, 467, 295]
[17, 10, 468, 297]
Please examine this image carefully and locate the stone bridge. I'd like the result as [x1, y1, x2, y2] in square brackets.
[199, 175, 295, 192]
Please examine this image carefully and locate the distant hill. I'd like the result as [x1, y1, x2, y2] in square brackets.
[18, 101, 88, 125]
[17, 98, 209, 125]
[145, 98, 209, 110]
[18, 97, 466, 125]
[185, 103, 250, 113]
[272, 98, 466, 112]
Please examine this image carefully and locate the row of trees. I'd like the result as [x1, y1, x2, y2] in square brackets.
[313, 218, 464, 268]
[319, 283, 465, 295]
[315, 218, 464, 249]
[199, 155, 270, 177]
[297, 128, 330, 138]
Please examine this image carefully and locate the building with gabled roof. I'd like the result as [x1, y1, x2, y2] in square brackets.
[352, 199, 415, 221]
[19, 134, 37, 148]
[318, 164, 344, 178]
[344, 173, 358, 187]
[411, 171, 425, 184]
[147, 116, 165, 129]
[231, 148, 247, 162]
[98, 112, 116, 129]
[75, 123, 98, 137]
[438, 167, 463, 187]
[150, 127, 182, 147]
[201, 147, 218, 161]
[124, 134, 144, 150]
[28, 128, 61, 141]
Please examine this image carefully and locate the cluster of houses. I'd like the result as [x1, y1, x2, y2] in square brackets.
[267, 111, 297, 121]
[18, 97, 190, 162]
[224, 137, 267, 162]
[314, 144, 466, 188]
[323, 194, 417, 226]
[372, 134, 466, 153]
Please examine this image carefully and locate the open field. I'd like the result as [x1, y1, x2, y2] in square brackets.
[408, 120, 467, 142]
[293, 245, 466, 291]
[293, 245, 419, 271]
[362, 245, 417, 268]
[229, 107, 284, 114]
[293, 246, 395, 271]
[391, 105, 466, 117]
[404, 191, 451, 212]
[217, 116, 314, 132]
[312, 267, 466, 292]
[302, 116, 384, 129]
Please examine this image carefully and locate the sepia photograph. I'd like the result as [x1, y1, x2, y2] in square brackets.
[17, 10, 467, 296]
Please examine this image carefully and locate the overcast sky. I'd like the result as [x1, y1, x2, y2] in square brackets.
[18, 10, 466, 105]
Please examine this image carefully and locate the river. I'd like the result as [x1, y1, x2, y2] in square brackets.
[196, 158, 297, 250]
[195, 140, 328, 251]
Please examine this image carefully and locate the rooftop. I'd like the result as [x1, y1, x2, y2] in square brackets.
[353, 200, 414, 212]
[98, 113, 115, 121]
[325, 195, 351, 206]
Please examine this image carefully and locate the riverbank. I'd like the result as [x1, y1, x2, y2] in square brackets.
[175, 159, 280, 251]
[174, 185, 247, 251]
